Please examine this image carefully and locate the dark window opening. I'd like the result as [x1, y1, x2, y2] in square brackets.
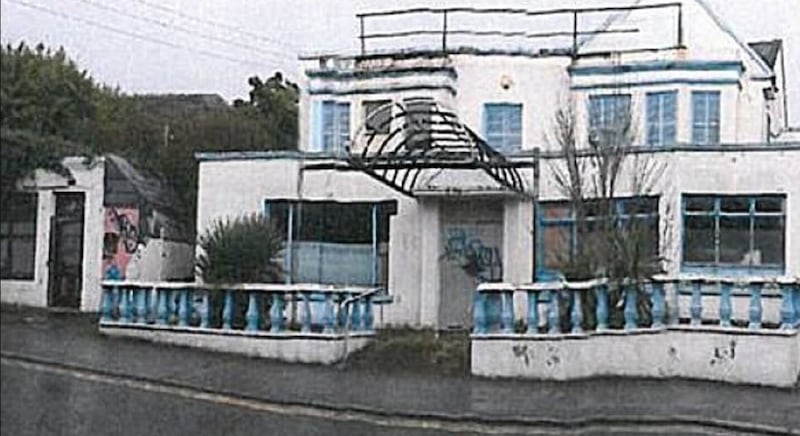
[1, 192, 37, 280]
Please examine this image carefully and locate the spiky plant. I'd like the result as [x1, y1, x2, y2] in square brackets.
[196, 213, 284, 284]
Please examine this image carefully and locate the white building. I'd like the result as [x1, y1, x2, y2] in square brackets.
[196, 0, 798, 329]
[1, 155, 194, 311]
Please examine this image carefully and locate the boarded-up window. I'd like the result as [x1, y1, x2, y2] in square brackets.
[1, 193, 37, 280]
[364, 100, 391, 134]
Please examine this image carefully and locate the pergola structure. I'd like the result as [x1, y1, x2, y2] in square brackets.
[346, 97, 527, 197]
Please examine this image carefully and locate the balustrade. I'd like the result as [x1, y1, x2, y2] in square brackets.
[100, 281, 385, 336]
[473, 275, 800, 336]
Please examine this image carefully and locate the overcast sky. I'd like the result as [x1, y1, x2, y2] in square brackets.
[1, 0, 798, 123]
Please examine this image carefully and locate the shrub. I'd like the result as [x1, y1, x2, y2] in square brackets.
[196, 213, 284, 284]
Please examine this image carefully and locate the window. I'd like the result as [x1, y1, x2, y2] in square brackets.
[265, 200, 395, 286]
[646, 91, 677, 146]
[588, 94, 632, 144]
[682, 195, 785, 272]
[691, 91, 720, 145]
[363, 100, 391, 134]
[405, 98, 434, 150]
[536, 196, 659, 278]
[484, 103, 522, 153]
[1, 193, 37, 280]
[321, 101, 350, 152]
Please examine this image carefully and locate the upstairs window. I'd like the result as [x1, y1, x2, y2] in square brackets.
[363, 100, 392, 134]
[588, 94, 631, 144]
[683, 194, 785, 273]
[1, 192, 37, 280]
[691, 91, 720, 145]
[484, 103, 522, 153]
[646, 91, 677, 146]
[321, 101, 350, 152]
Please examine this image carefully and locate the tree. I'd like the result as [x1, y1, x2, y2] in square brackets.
[544, 95, 672, 328]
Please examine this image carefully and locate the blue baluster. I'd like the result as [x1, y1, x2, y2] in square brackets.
[222, 290, 234, 330]
[748, 282, 763, 330]
[246, 292, 260, 332]
[270, 293, 285, 333]
[100, 286, 114, 323]
[719, 281, 733, 327]
[147, 288, 156, 323]
[500, 290, 514, 333]
[363, 295, 374, 331]
[157, 288, 168, 325]
[794, 283, 800, 328]
[473, 290, 487, 334]
[526, 290, 539, 334]
[323, 293, 335, 334]
[119, 286, 131, 323]
[301, 291, 312, 333]
[595, 283, 609, 330]
[651, 281, 665, 328]
[669, 280, 680, 325]
[690, 280, 702, 326]
[350, 297, 362, 332]
[178, 289, 190, 327]
[779, 281, 795, 330]
[624, 284, 638, 331]
[337, 294, 349, 329]
[571, 290, 583, 334]
[547, 290, 560, 334]
[200, 291, 210, 328]
[135, 287, 147, 324]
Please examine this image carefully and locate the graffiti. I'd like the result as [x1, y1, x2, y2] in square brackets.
[709, 340, 736, 367]
[441, 227, 503, 282]
[103, 207, 140, 279]
[544, 345, 561, 368]
[512, 344, 531, 366]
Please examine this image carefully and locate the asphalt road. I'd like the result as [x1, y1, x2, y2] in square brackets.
[1, 360, 465, 436]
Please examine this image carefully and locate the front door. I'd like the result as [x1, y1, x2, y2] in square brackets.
[438, 200, 504, 330]
[48, 192, 85, 309]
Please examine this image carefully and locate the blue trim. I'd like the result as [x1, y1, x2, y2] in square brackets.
[306, 66, 458, 80]
[308, 84, 457, 97]
[569, 60, 744, 76]
[571, 78, 739, 91]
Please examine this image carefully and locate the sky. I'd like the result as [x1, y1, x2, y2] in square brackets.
[1, 0, 799, 123]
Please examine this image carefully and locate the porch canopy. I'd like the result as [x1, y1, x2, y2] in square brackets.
[346, 97, 527, 197]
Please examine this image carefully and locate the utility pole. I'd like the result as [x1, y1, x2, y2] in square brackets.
[163, 123, 171, 148]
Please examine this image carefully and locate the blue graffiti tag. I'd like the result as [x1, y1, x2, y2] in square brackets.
[442, 227, 503, 282]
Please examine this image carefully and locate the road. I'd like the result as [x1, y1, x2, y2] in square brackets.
[1, 357, 464, 436]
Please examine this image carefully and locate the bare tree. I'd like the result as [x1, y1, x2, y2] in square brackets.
[544, 95, 673, 328]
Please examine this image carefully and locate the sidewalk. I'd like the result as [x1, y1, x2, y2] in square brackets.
[1, 305, 798, 434]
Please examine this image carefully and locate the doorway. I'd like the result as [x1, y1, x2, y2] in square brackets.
[48, 192, 85, 309]
[438, 199, 504, 330]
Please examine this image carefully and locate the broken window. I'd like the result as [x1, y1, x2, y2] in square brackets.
[1, 192, 37, 280]
[265, 200, 395, 286]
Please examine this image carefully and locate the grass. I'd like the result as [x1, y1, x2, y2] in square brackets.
[344, 328, 470, 377]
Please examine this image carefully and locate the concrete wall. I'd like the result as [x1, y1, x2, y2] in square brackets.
[472, 328, 800, 387]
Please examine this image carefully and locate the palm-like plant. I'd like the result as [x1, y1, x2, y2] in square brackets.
[196, 213, 284, 284]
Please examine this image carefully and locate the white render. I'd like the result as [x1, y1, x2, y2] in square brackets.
[471, 328, 800, 387]
[99, 324, 373, 364]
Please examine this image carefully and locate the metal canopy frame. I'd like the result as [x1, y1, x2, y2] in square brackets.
[346, 97, 526, 197]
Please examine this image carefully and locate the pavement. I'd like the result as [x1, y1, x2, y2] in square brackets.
[1, 305, 799, 435]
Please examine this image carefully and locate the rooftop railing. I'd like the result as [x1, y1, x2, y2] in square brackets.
[355, 3, 684, 58]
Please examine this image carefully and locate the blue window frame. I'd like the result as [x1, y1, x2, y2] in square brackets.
[483, 103, 522, 153]
[646, 91, 677, 146]
[588, 94, 631, 139]
[536, 196, 659, 280]
[321, 101, 350, 153]
[682, 194, 785, 275]
[691, 91, 720, 145]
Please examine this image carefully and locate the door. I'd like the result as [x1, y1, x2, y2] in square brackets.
[48, 192, 85, 309]
[438, 200, 504, 330]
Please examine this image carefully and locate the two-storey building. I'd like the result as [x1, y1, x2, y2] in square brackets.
[197, 0, 798, 329]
